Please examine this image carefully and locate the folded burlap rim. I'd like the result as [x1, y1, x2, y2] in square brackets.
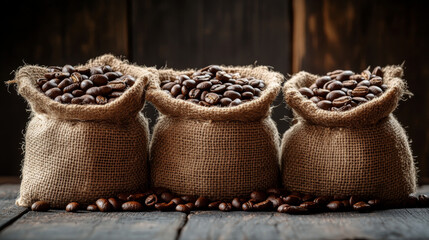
[146, 66, 284, 121]
[283, 65, 409, 127]
[9, 54, 157, 122]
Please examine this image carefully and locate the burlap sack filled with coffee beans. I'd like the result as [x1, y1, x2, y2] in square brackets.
[147, 66, 283, 200]
[12, 54, 155, 208]
[281, 66, 416, 202]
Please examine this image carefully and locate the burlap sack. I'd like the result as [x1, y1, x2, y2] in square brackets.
[281, 66, 416, 202]
[12, 54, 156, 208]
[147, 66, 283, 200]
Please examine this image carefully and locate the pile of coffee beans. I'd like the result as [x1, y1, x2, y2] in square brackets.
[298, 66, 388, 111]
[160, 65, 265, 107]
[36, 64, 136, 104]
[30, 188, 429, 214]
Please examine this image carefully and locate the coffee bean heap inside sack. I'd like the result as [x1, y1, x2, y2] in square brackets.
[36, 65, 136, 105]
[160, 65, 265, 107]
[30, 188, 429, 214]
[298, 66, 387, 111]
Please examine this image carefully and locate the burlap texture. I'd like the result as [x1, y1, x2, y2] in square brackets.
[13, 54, 156, 208]
[281, 66, 416, 202]
[147, 66, 284, 199]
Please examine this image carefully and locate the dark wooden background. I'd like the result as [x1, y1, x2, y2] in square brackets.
[1, 0, 428, 183]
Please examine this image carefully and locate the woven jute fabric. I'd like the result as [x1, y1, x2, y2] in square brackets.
[13, 54, 156, 208]
[147, 66, 284, 199]
[281, 66, 416, 202]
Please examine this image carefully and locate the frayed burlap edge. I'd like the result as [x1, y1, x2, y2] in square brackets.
[11, 54, 158, 122]
[146, 66, 284, 121]
[283, 65, 408, 127]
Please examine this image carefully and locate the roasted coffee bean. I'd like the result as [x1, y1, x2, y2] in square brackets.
[109, 91, 123, 98]
[70, 72, 83, 83]
[145, 194, 158, 207]
[194, 197, 210, 209]
[352, 97, 368, 104]
[300, 201, 319, 211]
[170, 197, 183, 205]
[96, 96, 107, 105]
[219, 202, 233, 212]
[253, 200, 272, 211]
[196, 81, 213, 90]
[66, 202, 80, 212]
[87, 204, 98, 211]
[31, 201, 50, 211]
[343, 80, 358, 89]
[200, 91, 209, 101]
[107, 198, 121, 211]
[105, 72, 119, 80]
[220, 97, 232, 106]
[269, 197, 284, 209]
[109, 82, 127, 91]
[208, 65, 222, 73]
[326, 90, 346, 101]
[372, 66, 383, 77]
[208, 201, 222, 210]
[61, 93, 74, 103]
[210, 84, 226, 93]
[102, 65, 113, 73]
[370, 76, 383, 86]
[332, 96, 352, 107]
[353, 201, 372, 212]
[317, 100, 332, 110]
[299, 87, 314, 98]
[336, 70, 354, 81]
[80, 80, 94, 91]
[315, 76, 332, 88]
[62, 64, 75, 73]
[180, 195, 196, 204]
[155, 201, 176, 211]
[127, 192, 150, 201]
[325, 80, 343, 91]
[171, 84, 182, 97]
[90, 74, 109, 86]
[63, 83, 79, 93]
[357, 80, 371, 87]
[367, 199, 382, 208]
[96, 198, 111, 212]
[86, 87, 101, 96]
[122, 201, 144, 211]
[366, 93, 376, 100]
[301, 194, 314, 202]
[45, 88, 62, 99]
[224, 90, 241, 100]
[55, 72, 70, 80]
[250, 191, 267, 202]
[176, 204, 191, 214]
[90, 67, 103, 75]
[314, 196, 331, 206]
[216, 71, 232, 81]
[283, 195, 301, 206]
[227, 84, 243, 92]
[369, 86, 383, 96]
[326, 201, 342, 211]
[162, 82, 176, 91]
[42, 81, 58, 92]
[313, 88, 330, 97]
[278, 205, 308, 214]
[205, 93, 220, 105]
[352, 86, 369, 97]
[242, 200, 256, 211]
[160, 192, 175, 203]
[36, 78, 48, 87]
[231, 198, 246, 210]
[58, 78, 73, 89]
[189, 88, 202, 99]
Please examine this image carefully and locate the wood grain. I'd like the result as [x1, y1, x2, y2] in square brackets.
[292, 0, 429, 182]
[0, 185, 28, 231]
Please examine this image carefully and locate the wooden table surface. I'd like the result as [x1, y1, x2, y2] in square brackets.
[0, 183, 428, 240]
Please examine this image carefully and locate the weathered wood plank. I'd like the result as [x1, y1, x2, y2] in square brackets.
[0, 211, 186, 240]
[179, 209, 429, 240]
[0, 184, 28, 231]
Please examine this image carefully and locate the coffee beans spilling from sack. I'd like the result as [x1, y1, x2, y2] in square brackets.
[160, 65, 265, 107]
[36, 64, 136, 104]
[30, 188, 429, 214]
[298, 66, 388, 111]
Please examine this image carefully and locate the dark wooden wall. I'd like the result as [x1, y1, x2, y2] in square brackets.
[1, 0, 428, 183]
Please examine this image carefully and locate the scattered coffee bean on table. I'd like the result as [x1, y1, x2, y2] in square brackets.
[298, 66, 388, 111]
[32, 189, 429, 214]
[160, 65, 265, 107]
[37, 64, 136, 105]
